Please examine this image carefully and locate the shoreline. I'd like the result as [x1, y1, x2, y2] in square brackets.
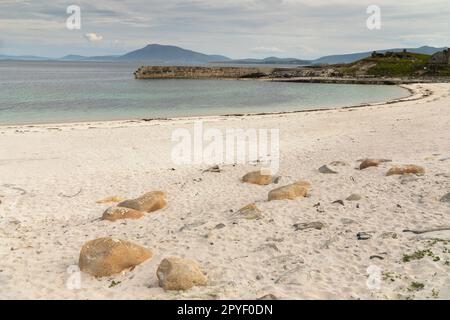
[0, 83, 423, 129]
[1, 82, 450, 299]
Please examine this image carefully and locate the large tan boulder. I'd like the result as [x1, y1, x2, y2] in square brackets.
[102, 206, 145, 222]
[242, 170, 273, 185]
[157, 257, 207, 291]
[118, 191, 167, 213]
[268, 181, 311, 201]
[386, 165, 425, 176]
[79, 237, 152, 277]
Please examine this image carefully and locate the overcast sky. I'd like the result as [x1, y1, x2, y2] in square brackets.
[1, 0, 449, 59]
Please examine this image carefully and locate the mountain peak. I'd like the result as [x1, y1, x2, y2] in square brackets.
[118, 44, 230, 63]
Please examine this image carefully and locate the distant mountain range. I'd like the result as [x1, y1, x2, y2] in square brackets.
[219, 56, 311, 65]
[0, 44, 447, 65]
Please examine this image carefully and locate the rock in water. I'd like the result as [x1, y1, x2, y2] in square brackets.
[268, 181, 311, 201]
[157, 257, 207, 291]
[235, 204, 263, 220]
[79, 237, 152, 277]
[440, 193, 450, 203]
[386, 165, 425, 176]
[102, 206, 145, 222]
[293, 222, 325, 231]
[318, 165, 338, 174]
[242, 170, 274, 185]
[118, 191, 167, 212]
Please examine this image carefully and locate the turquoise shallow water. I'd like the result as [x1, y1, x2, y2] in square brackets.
[0, 61, 410, 125]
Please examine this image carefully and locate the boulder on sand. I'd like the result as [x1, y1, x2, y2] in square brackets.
[386, 165, 425, 176]
[235, 204, 263, 220]
[360, 159, 381, 170]
[102, 206, 145, 222]
[359, 159, 392, 170]
[118, 191, 167, 212]
[157, 257, 207, 291]
[242, 170, 274, 185]
[268, 181, 311, 201]
[79, 237, 152, 277]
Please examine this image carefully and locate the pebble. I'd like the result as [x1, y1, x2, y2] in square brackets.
[357, 232, 372, 240]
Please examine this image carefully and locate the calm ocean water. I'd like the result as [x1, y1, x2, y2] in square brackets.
[0, 61, 409, 125]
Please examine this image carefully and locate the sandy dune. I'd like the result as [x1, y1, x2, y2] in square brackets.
[1, 83, 450, 300]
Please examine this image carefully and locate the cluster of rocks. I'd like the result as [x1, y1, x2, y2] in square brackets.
[79, 191, 207, 291]
[76, 158, 440, 293]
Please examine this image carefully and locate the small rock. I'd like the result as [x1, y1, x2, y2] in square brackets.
[118, 191, 167, 213]
[440, 193, 450, 203]
[268, 181, 311, 201]
[341, 218, 356, 225]
[242, 170, 274, 185]
[316, 206, 325, 213]
[329, 161, 349, 166]
[360, 159, 381, 170]
[257, 294, 278, 300]
[256, 243, 280, 252]
[386, 165, 425, 176]
[346, 194, 362, 201]
[294, 222, 325, 231]
[79, 237, 152, 277]
[380, 232, 398, 239]
[102, 207, 145, 222]
[332, 200, 345, 206]
[157, 257, 207, 291]
[400, 175, 420, 184]
[357, 232, 372, 240]
[203, 165, 222, 173]
[214, 223, 226, 229]
[235, 204, 263, 220]
[370, 255, 384, 260]
[318, 165, 338, 174]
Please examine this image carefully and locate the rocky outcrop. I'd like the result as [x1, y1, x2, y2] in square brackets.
[429, 49, 450, 65]
[79, 237, 152, 277]
[157, 257, 207, 291]
[134, 66, 272, 79]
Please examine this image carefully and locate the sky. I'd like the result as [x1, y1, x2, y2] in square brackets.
[0, 0, 449, 59]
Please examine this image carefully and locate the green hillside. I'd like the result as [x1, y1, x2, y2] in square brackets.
[341, 52, 450, 77]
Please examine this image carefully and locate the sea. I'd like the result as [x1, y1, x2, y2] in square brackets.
[0, 61, 410, 125]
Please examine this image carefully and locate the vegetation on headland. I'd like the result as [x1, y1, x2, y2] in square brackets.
[341, 52, 450, 78]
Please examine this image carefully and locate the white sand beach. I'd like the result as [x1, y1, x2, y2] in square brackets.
[1, 82, 450, 300]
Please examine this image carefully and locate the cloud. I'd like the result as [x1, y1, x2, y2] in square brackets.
[251, 46, 285, 54]
[1, 0, 449, 58]
[84, 33, 103, 42]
